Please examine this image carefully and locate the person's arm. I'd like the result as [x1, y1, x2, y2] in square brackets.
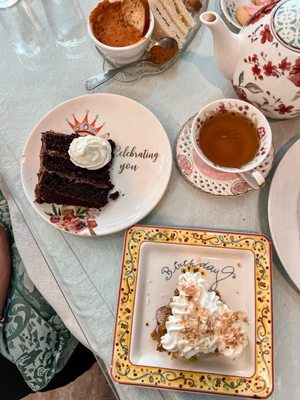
[0, 225, 11, 319]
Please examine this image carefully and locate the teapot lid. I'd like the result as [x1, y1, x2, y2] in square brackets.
[272, 0, 300, 51]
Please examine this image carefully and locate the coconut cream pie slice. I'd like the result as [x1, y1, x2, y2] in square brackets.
[151, 271, 249, 359]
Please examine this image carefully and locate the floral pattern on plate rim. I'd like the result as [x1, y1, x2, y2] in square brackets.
[111, 225, 273, 398]
[46, 205, 100, 235]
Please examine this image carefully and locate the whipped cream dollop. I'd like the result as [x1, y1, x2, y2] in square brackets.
[68, 135, 112, 170]
[160, 271, 248, 359]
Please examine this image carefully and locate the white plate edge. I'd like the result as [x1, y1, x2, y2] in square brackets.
[268, 138, 300, 290]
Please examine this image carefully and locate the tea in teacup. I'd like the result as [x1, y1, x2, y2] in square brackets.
[198, 112, 259, 168]
[191, 99, 273, 189]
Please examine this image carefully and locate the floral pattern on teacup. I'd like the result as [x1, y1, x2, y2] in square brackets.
[257, 126, 266, 138]
[194, 100, 256, 132]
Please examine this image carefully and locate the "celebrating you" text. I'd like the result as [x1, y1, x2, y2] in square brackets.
[115, 145, 159, 174]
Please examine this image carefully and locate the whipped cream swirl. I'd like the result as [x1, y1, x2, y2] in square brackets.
[68, 136, 112, 170]
[160, 271, 248, 359]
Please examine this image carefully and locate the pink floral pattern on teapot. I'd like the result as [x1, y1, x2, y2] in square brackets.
[201, 0, 300, 119]
[232, 0, 300, 119]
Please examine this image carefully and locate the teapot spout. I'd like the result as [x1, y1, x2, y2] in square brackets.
[200, 12, 242, 80]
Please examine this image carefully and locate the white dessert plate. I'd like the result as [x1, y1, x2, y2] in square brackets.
[21, 94, 172, 236]
[268, 139, 300, 290]
[112, 225, 273, 398]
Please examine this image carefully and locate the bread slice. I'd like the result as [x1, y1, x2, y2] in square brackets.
[149, 0, 186, 47]
[149, 0, 195, 48]
[121, 0, 151, 36]
[163, 0, 189, 36]
[173, 0, 195, 28]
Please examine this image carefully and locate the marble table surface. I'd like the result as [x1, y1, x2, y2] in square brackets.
[0, 0, 300, 399]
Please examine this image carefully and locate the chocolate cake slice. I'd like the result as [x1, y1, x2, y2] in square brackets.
[35, 131, 117, 208]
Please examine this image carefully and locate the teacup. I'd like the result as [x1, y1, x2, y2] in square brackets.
[191, 99, 272, 189]
[87, 9, 154, 66]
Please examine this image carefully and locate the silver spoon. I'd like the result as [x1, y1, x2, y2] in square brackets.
[84, 37, 179, 91]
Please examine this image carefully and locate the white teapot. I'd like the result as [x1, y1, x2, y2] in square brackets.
[201, 0, 300, 119]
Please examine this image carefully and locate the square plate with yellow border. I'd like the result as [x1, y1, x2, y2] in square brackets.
[111, 225, 273, 398]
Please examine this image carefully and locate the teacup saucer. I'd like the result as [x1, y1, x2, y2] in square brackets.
[175, 115, 274, 196]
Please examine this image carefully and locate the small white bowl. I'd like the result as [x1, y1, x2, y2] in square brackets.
[87, 9, 154, 65]
[220, 0, 253, 30]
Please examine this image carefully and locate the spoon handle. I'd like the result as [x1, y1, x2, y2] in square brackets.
[84, 60, 146, 91]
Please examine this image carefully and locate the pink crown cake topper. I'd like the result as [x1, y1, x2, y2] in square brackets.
[66, 110, 109, 138]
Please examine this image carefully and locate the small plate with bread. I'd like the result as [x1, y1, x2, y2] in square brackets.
[220, 0, 276, 30]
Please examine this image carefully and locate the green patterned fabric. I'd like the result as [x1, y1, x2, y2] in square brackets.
[0, 190, 78, 391]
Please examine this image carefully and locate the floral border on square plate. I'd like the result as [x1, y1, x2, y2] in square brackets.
[111, 225, 274, 398]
